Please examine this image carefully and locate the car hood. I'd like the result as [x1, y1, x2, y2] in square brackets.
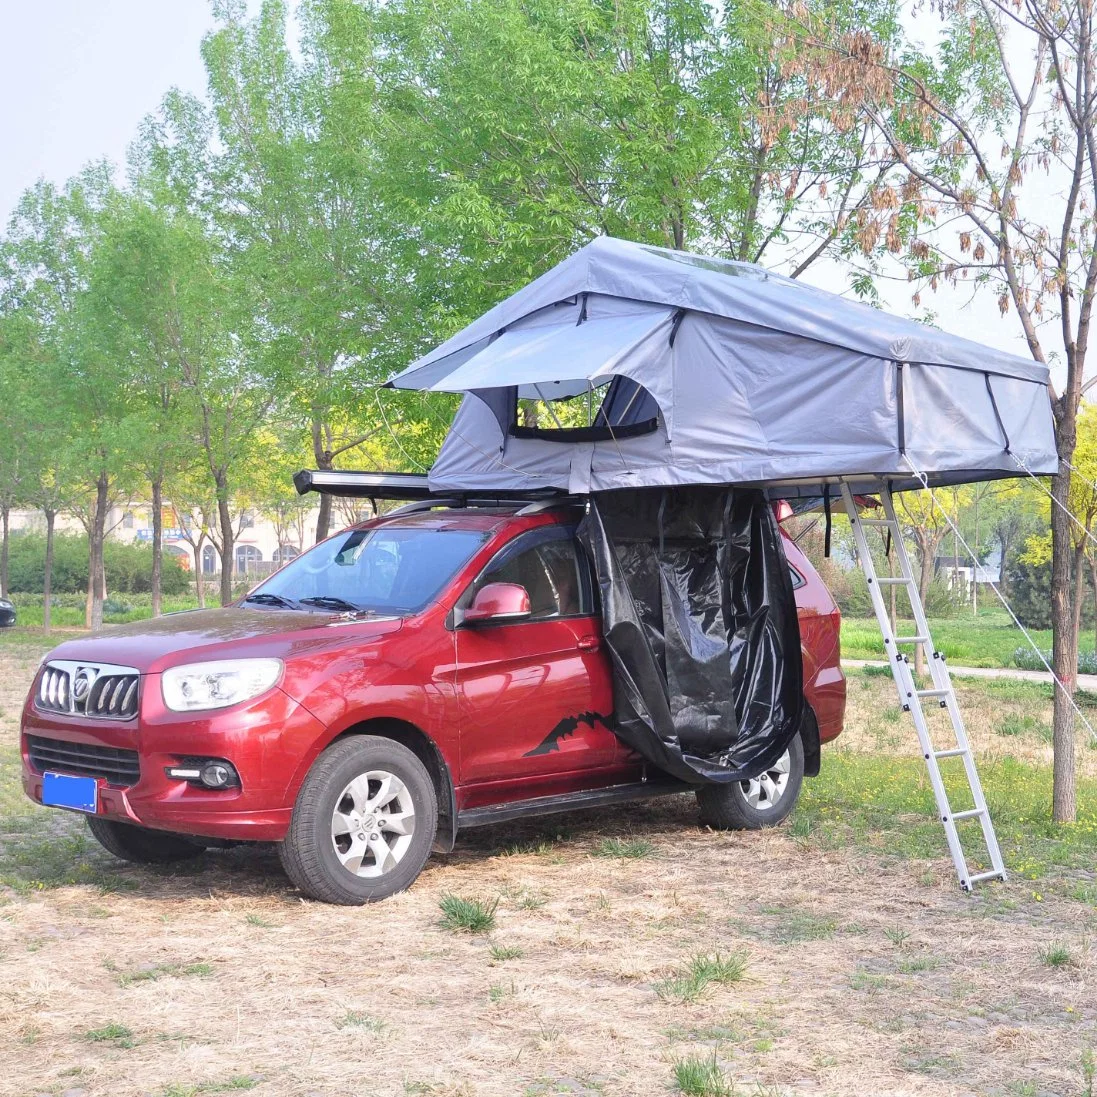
[43, 607, 404, 674]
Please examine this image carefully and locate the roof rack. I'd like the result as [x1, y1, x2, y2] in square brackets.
[293, 469, 584, 512]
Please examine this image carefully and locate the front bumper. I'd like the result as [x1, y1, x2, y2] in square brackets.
[20, 676, 326, 842]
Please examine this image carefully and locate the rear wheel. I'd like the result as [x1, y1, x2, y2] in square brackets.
[696, 734, 804, 830]
[278, 736, 437, 905]
[85, 817, 207, 863]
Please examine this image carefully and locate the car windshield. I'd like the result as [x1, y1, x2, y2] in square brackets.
[248, 526, 487, 615]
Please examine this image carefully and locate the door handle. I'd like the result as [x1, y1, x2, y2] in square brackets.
[576, 635, 600, 652]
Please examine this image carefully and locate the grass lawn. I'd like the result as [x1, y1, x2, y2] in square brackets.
[6, 592, 209, 629]
[3, 640, 1097, 1094]
[841, 605, 1097, 669]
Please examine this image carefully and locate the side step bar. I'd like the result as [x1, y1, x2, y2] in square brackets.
[457, 778, 692, 829]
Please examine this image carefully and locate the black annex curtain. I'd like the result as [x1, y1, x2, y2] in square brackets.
[578, 486, 818, 784]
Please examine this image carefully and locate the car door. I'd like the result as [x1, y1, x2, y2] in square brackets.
[454, 526, 621, 801]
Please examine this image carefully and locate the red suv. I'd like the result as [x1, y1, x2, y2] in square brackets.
[20, 501, 845, 904]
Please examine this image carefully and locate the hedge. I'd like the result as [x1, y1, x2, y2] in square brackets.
[5, 533, 190, 595]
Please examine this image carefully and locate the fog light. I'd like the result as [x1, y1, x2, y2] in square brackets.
[200, 761, 237, 789]
[165, 758, 240, 789]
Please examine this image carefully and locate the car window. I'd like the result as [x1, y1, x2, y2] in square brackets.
[253, 527, 487, 614]
[478, 532, 587, 619]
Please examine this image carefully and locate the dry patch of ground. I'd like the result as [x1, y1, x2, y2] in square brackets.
[2, 632, 1096, 1097]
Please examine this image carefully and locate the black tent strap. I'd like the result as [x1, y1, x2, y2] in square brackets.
[823, 485, 832, 558]
[668, 308, 687, 347]
[896, 361, 906, 455]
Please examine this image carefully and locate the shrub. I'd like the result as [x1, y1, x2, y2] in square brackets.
[832, 567, 961, 619]
[6, 533, 189, 595]
[1006, 557, 1096, 631]
[1013, 646, 1097, 676]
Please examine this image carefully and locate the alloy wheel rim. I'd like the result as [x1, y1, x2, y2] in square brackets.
[331, 769, 416, 877]
[739, 750, 791, 811]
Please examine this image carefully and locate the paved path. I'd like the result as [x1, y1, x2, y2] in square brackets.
[842, 658, 1097, 691]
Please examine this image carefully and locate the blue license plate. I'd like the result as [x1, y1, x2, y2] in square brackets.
[42, 772, 98, 814]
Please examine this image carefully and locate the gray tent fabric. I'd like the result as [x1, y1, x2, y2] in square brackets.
[386, 237, 1057, 497]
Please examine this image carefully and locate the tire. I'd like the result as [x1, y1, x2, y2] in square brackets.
[85, 817, 208, 863]
[278, 736, 437, 905]
[696, 734, 805, 830]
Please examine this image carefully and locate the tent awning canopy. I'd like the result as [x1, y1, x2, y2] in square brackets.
[385, 236, 1057, 497]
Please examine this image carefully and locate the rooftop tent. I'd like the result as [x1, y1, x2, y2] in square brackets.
[386, 236, 1057, 497]
[381, 239, 1055, 886]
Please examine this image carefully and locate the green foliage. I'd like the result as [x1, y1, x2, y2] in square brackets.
[833, 569, 962, 619]
[654, 952, 747, 1002]
[1039, 942, 1072, 968]
[998, 714, 1053, 742]
[438, 894, 498, 933]
[592, 837, 655, 859]
[672, 1052, 734, 1097]
[5, 534, 188, 595]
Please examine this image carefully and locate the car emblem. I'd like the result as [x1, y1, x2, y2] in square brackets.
[72, 669, 96, 704]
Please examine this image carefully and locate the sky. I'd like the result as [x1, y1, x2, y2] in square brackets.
[0, 1, 217, 220]
[0, 0, 1058, 374]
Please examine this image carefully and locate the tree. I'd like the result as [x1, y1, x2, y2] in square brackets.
[1, 169, 137, 630]
[349, 0, 904, 309]
[148, 0, 428, 545]
[787, 0, 1097, 822]
[81, 193, 197, 617]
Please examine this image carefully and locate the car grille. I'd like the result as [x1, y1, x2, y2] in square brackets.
[37, 661, 140, 720]
[26, 735, 140, 786]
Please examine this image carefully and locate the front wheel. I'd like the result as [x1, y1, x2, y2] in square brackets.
[695, 734, 805, 830]
[278, 736, 437, 905]
[85, 817, 208, 863]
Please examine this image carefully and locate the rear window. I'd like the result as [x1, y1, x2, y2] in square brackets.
[255, 526, 487, 614]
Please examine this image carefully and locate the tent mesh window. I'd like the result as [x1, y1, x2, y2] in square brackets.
[511, 376, 659, 443]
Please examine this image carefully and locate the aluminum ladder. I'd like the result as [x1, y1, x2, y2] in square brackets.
[840, 482, 1006, 891]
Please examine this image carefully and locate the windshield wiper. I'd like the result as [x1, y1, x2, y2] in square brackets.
[299, 595, 364, 613]
[244, 592, 303, 610]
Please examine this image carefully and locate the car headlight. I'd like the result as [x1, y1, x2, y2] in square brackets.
[161, 658, 283, 712]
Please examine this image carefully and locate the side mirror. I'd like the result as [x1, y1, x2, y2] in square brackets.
[462, 582, 531, 625]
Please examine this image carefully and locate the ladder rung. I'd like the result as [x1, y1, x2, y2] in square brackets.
[894, 636, 929, 644]
[859, 518, 893, 527]
[966, 870, 1004, 884]
[918, 689, 950, 698]
[876, 577, 912, 585]
[950, 808, 984, 821]
[933, 747, 967, 759]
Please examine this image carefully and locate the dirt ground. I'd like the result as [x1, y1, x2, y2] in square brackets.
[1, 634, 1095, 1097]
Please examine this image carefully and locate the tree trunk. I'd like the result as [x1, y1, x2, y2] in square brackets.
[915, 536, 935, 677]
[217, 486, 234, 607]
[973, 494, 980, 616]
[150, 474, 163, 617]
[1091, 558, 1097, 658]
[1072, 546, 1086, 662]
[86, 472, 109, 631]
[888, 548, 897, 634]
[43, 509, 55, 633]
[313, 415, 334, 544]
[998, 530, 1012, 600]
[0, 505, 8, 598]
[1052, 460, 1080, 823]
[193, 538, 206, 609]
